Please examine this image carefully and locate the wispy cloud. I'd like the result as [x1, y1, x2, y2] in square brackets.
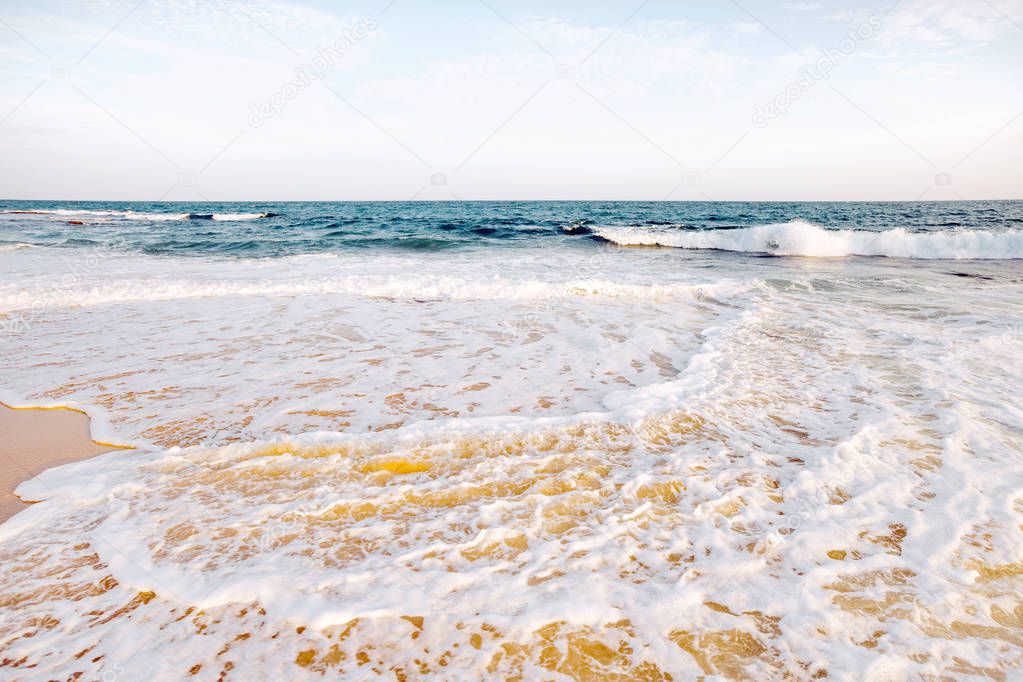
[783, 2, 821, 12]
[882, 0, 1023, 47]
[729, 21, 764, 35]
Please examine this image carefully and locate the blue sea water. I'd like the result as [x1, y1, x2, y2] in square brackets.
[1, 200, 1022, 258]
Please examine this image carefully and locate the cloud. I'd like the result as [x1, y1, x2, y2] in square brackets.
[783, 2, 822, 12]
[729, 22, 764, 35]
[881, 0, 1023, 47]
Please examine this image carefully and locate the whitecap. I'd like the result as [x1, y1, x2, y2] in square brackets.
[595, 220, 1023, 259]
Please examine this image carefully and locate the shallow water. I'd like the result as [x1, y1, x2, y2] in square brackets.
[1, 201, 1022, 680]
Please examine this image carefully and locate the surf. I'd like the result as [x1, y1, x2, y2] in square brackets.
[593, 220, 1023, 259]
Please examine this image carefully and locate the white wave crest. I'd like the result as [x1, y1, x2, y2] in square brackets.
[1, 209, 269, 221]
[210, 212, 267, 221]
[595, 220, 1023, 259]
[0, 275, 746, 312]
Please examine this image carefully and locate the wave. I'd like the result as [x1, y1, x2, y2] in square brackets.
[561, 220, 592, 235]
[594, 220, 1023, 259]
[0, 242, 35, 252]
[209, 212, 274, 221]
[1, 209, 273, 222]
[0, 275, 746, 312]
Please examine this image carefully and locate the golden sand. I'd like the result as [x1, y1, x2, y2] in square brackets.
[0, 404, 118, 522]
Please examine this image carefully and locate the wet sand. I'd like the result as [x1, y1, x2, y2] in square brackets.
[0, 404, 117, 522]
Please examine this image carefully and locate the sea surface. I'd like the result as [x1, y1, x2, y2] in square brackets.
[1, 201, 1022, 680]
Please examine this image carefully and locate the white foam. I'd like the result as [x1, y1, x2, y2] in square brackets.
[595, 220, 1023, 259]
[211, 212, 268, 221]
[1, 240, 1022, 678]
[0, 274, 740, 312]
[0, 209, 269, 221]
[0, 242, 34, 251]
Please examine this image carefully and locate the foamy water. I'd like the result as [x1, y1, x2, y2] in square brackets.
[0, 209, 271, 221]
[595, 220, 1023, 259]
[1, 202, 1022, 680]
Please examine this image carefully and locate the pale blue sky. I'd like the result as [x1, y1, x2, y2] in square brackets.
[1, 0, 1021, 200]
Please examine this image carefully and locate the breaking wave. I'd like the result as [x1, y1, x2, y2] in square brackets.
[0, 209, 273, 222]
[0, 242, 35, 252]
[594, 220, 1023, 259]
[0, 275, 746, 312]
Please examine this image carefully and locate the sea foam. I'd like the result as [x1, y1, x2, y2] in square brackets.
[0, 209, 270, 221]
[2, 217, 1023, 679]
[595, 220, 1023, 259]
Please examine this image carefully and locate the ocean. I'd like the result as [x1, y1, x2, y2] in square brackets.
[1, 200, 1022, 679]
[1, 199, 1022, 257]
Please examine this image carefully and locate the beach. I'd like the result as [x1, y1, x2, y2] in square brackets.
[1, 201, 1022, 679]
[0, 405, 116, 522]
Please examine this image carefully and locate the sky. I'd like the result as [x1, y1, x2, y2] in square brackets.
[0, 0, 1021, 201]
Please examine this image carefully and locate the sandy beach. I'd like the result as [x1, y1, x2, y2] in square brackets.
[0, 404, 118, 522]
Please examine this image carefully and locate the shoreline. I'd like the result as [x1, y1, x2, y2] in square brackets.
[0, 403, 126, 522]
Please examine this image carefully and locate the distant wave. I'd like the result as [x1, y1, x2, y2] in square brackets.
[561, 220, 593, 235]
[0, 209, 274, 222]
[594, 220, 1023, 259]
